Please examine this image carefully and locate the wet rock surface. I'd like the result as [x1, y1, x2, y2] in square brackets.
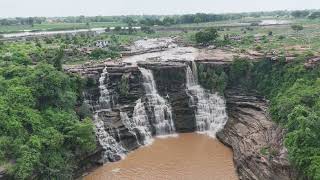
[217, 88, 297, 180]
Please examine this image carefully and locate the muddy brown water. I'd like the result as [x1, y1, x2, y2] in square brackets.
[84, 133, 237, 180]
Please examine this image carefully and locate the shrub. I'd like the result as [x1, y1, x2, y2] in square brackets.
[141, 26, 155, 34]
[197, 64, 228, 94]
[195, 27, 219, 45]
[291, 25, 304, 32]
[89, 48, 120, 59]
[255, 45, 262, 51]
[119, 74, 129, 96]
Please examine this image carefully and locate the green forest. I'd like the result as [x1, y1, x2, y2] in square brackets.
[0, 47, 96, 179]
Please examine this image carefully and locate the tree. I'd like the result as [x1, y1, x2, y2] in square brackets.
[52, 48, 64, 71]
[141, 26, 155, 34]
[0, 62, 96, 179]
[308, 12, 320, 19]
[195, 27, 219, 45]
[162, 17, 175, 26]
[86, 22, 90, 29]
[114, 26, 122, 32]
[291, 25, 304, 32]
[291, 10, 310, 18]
[194, 16, 202, 24]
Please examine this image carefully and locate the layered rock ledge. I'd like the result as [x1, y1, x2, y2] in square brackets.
[217, 88, 297, 180]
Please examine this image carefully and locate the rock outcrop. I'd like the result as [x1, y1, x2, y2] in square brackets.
[217, 88, 296, 180]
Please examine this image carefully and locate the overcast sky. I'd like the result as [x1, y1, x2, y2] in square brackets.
[1, 0, 320, 17]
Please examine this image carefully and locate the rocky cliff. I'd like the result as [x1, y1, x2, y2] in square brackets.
[217, 88, 297, 180]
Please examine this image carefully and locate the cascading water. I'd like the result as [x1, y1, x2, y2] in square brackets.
[120, 99, 153, 145]
[99, 67, 112, 109]
[93, 66, 126, 162]
[139, 67, 176, 136]
[93, 114, 126, 162]
[132, 99, 153, 144]
[186, 62, 228, 137]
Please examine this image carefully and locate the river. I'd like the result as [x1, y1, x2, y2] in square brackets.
[84, 133, 237, 180]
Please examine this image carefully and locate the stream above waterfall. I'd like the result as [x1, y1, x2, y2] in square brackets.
[84, 133, 237, 180]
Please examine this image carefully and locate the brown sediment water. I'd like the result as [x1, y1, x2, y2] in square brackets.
[84, 133, 237, 180]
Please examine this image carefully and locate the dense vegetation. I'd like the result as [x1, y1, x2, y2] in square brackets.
[227, 56, 320, 179]
[0, 40, 96, 179]
[197, 64, 228, 94]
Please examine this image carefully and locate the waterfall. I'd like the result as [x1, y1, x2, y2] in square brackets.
[139, 67, 176, 136]
[93, 114, 126, 162]
[99, 67, 112, 109]
[93, 66, 126, 162]
[132, 99, 153, 144]
[120, 100, 153, 145]
[191, 61, 198, 84]
[120, 112, 141, 145]
[185, 63, 228, 137]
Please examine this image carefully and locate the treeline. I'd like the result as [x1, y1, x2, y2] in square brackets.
[2, 9, 320, 27]
[291, 10, 320, 19]
[138, 13, 243, 26]
[0, 17, 46, 26]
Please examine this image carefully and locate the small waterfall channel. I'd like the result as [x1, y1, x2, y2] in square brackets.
[139, 67, 176, 136]
[120, 99, 153, 145]
[93, 67, 126, 162]
[186, 61, 228, 137]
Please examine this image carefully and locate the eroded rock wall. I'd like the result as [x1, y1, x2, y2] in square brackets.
[217, 88, 297, 180]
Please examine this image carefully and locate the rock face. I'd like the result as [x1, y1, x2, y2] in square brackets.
[217, 88, 296, 180]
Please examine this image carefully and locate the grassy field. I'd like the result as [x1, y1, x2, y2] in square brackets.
[178, 18, 320, 56]
[0, 22, 126, 34]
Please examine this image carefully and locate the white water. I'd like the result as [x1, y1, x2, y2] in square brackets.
[93, 114, 126, 162]
[186, 62, 228, 137]
[139, 67, 176, 136]
[93, 66, 126, 162]
[98, 67, 112, 109]
[120, 99, 153, 145]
